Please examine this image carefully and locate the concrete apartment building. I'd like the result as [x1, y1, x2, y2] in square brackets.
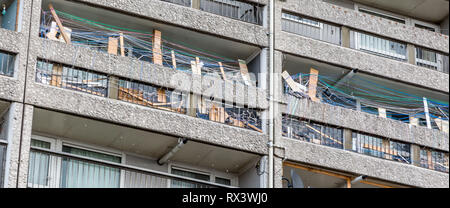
[0, 0, 448, 188]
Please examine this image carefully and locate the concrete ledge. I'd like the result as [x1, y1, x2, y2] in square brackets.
[69, 0, 268, 47]
[280, 137, 449, 188]
[30, 38, 268, 109]
[24, 82, 268, 155]
[0, 76, 24, 103]
[278, 0, 449, 53]
[281, 95, 449, 152]
[276, 32, 449, 93]
[0, 29, 25, 53]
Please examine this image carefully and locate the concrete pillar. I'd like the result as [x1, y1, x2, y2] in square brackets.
[108, 76, 119, 99]
[16, 104, 33, 188]
[273, 156, 284, 188]
[192, 0, 201, 9]
[343, 129, 353, 151]
[4, 103, 33, 188]
[411, 144, 421, 167]
[407, 44, 416, 65]
[341, 26, 351, 48]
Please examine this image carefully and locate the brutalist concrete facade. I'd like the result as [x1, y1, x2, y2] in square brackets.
[0, 0, 449, 188]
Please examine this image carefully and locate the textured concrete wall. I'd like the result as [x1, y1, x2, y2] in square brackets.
[0, 0, 32, 102]
[24, 83, 268, 155]
[70, 0, 268, 47]
[280, 137, 449, 188]
[281, 95, 449, 152]
[4, 103, 23, 188]
[278, 0, 449, 54]
[276, 32, 450, 93]
[31, 39, 268, 109]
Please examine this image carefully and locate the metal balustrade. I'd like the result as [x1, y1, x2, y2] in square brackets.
[117, 78, 188, 114]
[35, 60, 108, 97]
[350, 31, 407, 61]
[27, 147, 234, 188]
[416, 47, 449, 74]
[282, 115, 344, 149]
[0, 51, 14, 77]
[352, 132, 411, 164]
[200, 0, 263, 25]
[281, 12, 341, 45]
[420, 147, 449, 173]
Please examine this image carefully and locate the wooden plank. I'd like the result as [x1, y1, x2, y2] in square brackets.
[48, 4, 71, 44]
[51, 64, 63, 87]
[107, 37, 119, 55]
[359, 180, 394, 188]
[281, 71, 307, 93]
[410, 116, 419, 126]
[434, 117, 449, 134]
[157, 88, 167, 103]
[15, 0, 20, 31]
[378, 108, 387, 118]
[284, 162, 351, 181]
[171, 50, 177, 69]
[119, 33, 125, 57]
[238, 59, 252, 86]
[308, 68, 319, 102]
[427, 151, 434, 170]
[218, 62, 227, 81]
[46, 21, 72, 43]
[152, 30, 163, 65]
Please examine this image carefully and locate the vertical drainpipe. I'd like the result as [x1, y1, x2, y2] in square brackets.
[268, 0, 275, 188]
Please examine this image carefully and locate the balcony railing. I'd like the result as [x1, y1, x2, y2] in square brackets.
[420, 147, 449, 173]
[35, 60, 108, 97]
[281, 11, 450, 74]
[199, 0, 263, 25]
[40, 10, 253, 86]
[282, 115, 344, 149]
[281, 115, 449, 173]
[281, 12, 341, 45]
[35, 59, 263, 132]
[352, 132, 411, 164]
[27, 147, 235, 188]
[0, 51, 14, 77]
[283, 72, 449, 132]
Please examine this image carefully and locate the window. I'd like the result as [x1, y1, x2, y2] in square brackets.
[171, 167, 211, 188]
[215, 177, 231, 186]
[0, 0, 20, 31]
[60, 145, 121, 188]
[28, 139, 52, 187]
[0, 143, 6, 188]
[0, 51, 15, 77]
[357, 7, 405, 24]
[28, 137, 122, 188]
[415, 24, 436, 32]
